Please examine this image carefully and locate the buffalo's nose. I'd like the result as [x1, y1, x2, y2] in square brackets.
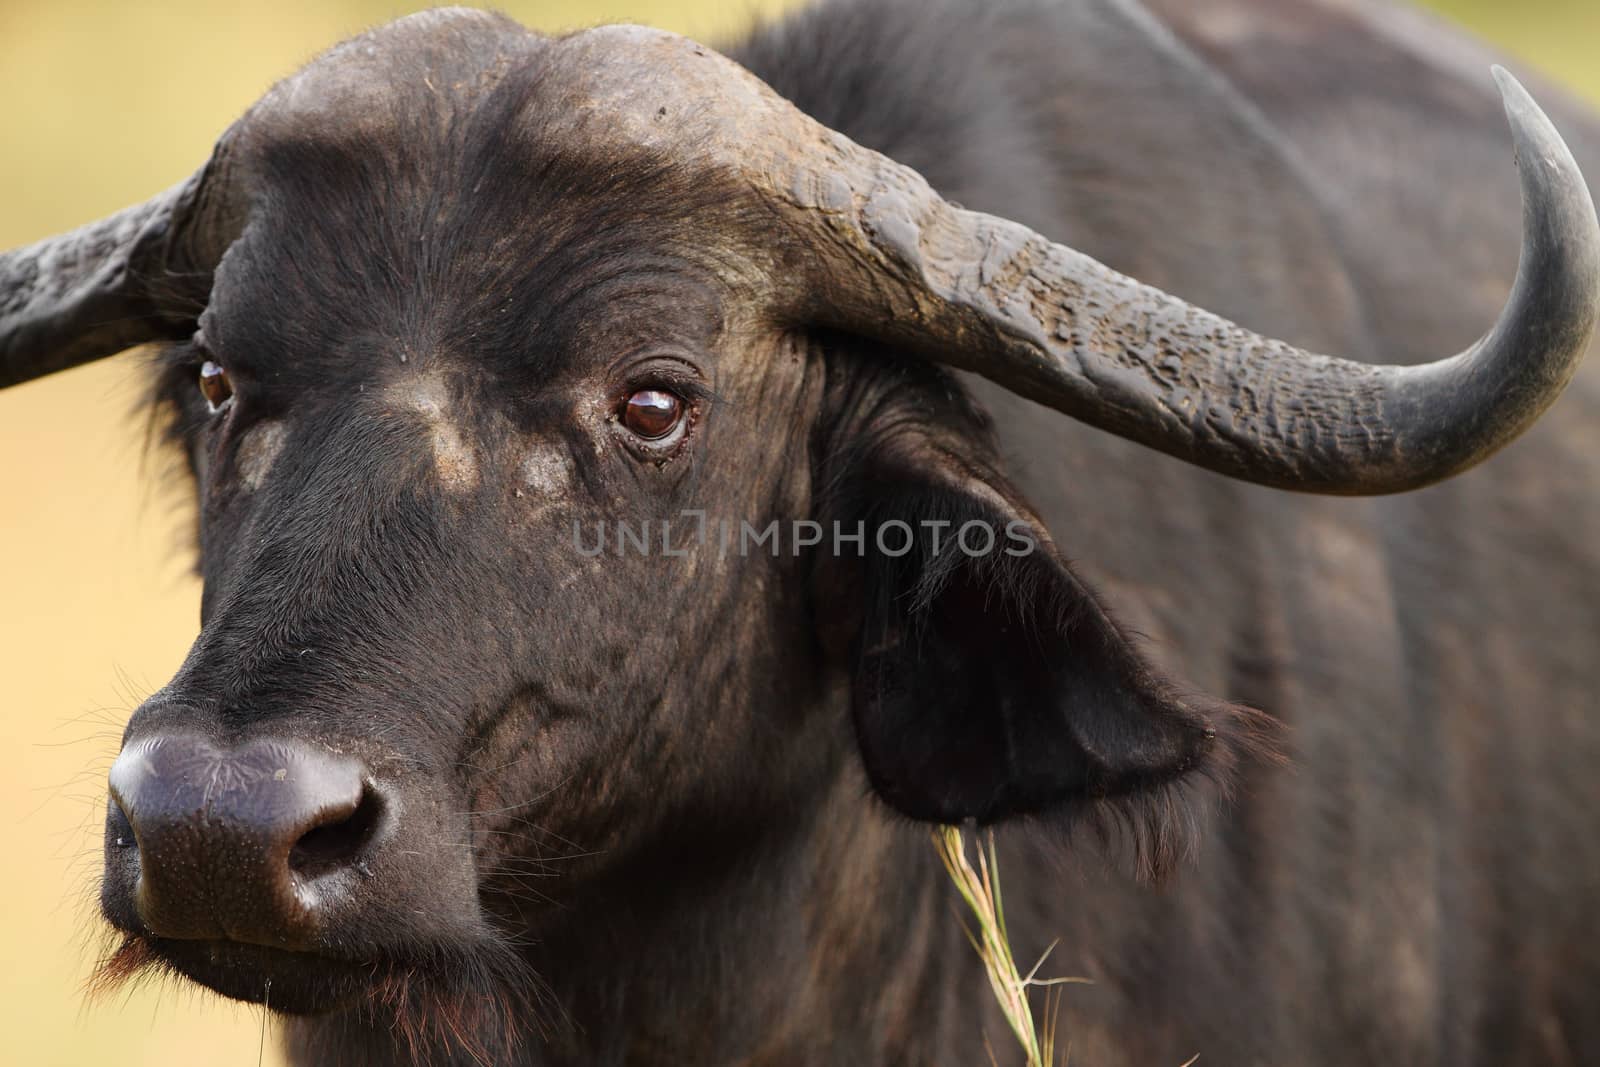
[107, 735, 388, 947]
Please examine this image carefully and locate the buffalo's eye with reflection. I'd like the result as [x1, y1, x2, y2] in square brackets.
[622, 388, 684, 440]
[198, 361, 233, 412]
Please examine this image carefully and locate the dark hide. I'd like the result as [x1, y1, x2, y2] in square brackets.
[66, 1, 1600, 1065]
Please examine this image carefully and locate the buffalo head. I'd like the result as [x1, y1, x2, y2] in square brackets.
[2, 7, 1595, 1060]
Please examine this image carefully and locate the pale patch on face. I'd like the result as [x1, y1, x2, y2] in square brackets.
[388, 371, 479, 492]
[235, 421, 287, 491]
[521, 442, 574, 497]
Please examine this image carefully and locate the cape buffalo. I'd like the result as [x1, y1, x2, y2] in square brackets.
[3, 0, 1599, 1063]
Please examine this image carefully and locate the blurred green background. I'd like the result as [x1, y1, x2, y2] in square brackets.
[0, 1, 1592, 1064]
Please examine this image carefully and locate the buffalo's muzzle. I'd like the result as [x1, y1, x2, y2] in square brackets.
[106, 735, 389, 948]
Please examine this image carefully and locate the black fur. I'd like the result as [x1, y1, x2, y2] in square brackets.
[71, 1, 1600, 1064]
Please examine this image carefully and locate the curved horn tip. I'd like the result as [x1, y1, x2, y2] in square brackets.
[1491, 65, 1594, 202]
[1490, 64, 1530, 112]
[1490, 64, 1550, 137]
[1492, 62, 1600, 310]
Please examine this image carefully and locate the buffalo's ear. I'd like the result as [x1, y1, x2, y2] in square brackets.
[817, 420, 1256, 863]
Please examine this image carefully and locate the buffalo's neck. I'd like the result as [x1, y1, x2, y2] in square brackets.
[516, 772, 980, 1066]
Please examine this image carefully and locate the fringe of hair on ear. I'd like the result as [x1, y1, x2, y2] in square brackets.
[1034, 692, 1283, 883]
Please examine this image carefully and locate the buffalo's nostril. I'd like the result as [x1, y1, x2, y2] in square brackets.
[290, 783, 386, 879]
[107, 797, 135, 849]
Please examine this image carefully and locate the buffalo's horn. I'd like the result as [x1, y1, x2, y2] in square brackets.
[781, 66, 1599, 494]
[0, 142, 239, 390]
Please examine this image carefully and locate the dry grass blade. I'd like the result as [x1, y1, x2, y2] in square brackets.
[931, 826, 1090, 1067]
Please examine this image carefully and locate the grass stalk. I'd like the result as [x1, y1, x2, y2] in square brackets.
[931, 825, 1088, 1067]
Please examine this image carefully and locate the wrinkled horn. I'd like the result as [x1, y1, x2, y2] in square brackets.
[0, 140, 239, 390]
[782, 66, 1599, 494]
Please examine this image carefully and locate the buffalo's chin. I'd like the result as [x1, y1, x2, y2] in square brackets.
[151, 938, 371, 1014]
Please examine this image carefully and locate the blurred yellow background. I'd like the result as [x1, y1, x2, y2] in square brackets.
[0, 1, 1593, 1064]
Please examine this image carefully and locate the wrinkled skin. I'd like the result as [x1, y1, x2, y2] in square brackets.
[44, 0, 1600, 1064]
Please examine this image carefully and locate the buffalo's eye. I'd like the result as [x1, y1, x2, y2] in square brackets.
[198, 360, 233, 412]
[622, 388, 684, 440]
